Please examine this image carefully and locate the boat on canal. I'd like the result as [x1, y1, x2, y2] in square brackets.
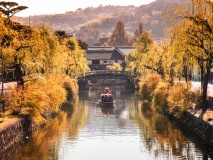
[99, 93, 115, 107]
[98, 100, 115, 107]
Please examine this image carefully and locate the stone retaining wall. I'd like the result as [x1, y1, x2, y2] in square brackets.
[179, 112, 213, 146]
[0, 113, 54, 155]
[0, 118, 25, 152]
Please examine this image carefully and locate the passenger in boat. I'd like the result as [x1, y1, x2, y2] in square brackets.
[102, 87, 113, 102]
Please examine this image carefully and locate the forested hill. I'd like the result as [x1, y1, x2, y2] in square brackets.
[17, 0, 181, 46]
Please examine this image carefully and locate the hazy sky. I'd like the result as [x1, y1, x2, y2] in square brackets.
[10, 0, 156, 17]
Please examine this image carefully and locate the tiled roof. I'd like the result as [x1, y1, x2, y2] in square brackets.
[116, 46, 136, 56]
[85, 46, 136, 60]
[85, 52, 113, 60]
[87, 46, 114, 51]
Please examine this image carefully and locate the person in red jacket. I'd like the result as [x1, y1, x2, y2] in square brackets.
[104, 87, 111, 94]
[102, 87, 113, 102]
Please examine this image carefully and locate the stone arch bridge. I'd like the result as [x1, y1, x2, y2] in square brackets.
[78, 70, 137, 89]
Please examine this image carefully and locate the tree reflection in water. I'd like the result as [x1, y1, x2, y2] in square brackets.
[11, 100, 88, 160]
[129, 100, 213, 159]
[3, 86, 213, 160]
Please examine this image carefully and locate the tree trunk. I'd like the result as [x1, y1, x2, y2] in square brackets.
[14, 64, 24, 88]
[200, 62, 204, 95]
[184, 66, 188, 83]
[201, 65, 210, 111]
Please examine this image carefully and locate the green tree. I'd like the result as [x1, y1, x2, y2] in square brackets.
[109, 21, 130, 46]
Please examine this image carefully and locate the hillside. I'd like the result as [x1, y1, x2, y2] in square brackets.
[17, 0, 181, 46]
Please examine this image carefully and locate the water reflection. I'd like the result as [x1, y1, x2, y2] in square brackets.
[10, 100, 88, 160]
[132, 101, 213, 159]
[3, 85, 213, 160]
[100, 106, 115, 119]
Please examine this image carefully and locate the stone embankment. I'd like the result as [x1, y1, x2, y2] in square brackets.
[175, 82, 213, 146]
[0, 118, 25, 152]
[180, 110, 213, 146]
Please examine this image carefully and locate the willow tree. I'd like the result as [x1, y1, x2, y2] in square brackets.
[109, 21, 130, 46]
[0, 1, 28, 87]
[126, 31, 154, 75]
[64, 38, 89, 79]
[163, 0, 213, 110]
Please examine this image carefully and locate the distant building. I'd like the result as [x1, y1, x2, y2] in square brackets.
[85, 46, 136, 70]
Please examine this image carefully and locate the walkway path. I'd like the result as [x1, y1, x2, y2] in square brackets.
[191, 82, 213, 97]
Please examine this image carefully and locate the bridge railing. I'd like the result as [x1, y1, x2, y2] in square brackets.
[78, 70, 131, 79]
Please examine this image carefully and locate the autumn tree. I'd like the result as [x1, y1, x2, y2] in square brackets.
[0, 2, 28, 87]
[126, 31, 154, 74]
[109, 21, 130, 46]
[131, 22, 145, 44]
[63, 38, 89, 78]
[163, 0, 213, 110]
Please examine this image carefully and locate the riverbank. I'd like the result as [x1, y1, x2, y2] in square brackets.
[160, 82, 213, 146]
[0, 81, 213, 154]
[0, 76, 78, 154]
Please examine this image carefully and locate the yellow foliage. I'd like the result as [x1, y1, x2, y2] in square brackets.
[4, 87, 24, 115]
[106, 63, 122, 71]
[167, 82, 201, 117]
[3, 75, 78, 123]
[62, 76, 78, 102]
[138, 73, 162, 101]
[152, 82, 169, 111]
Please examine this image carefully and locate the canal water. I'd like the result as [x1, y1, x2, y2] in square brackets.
[4, 86, 213, 159]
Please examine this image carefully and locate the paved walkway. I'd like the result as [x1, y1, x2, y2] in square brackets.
[191, 82, 213, 97]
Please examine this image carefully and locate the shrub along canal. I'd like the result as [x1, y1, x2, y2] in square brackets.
[1, 85, 213, 160]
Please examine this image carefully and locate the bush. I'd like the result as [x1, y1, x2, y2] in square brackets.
[152, 82, 169, 111]
[138, 74, 162, 101]
[4, 87, 24, 115]
[3, 75, 79, 123]
[106, 63, 122, 71]
[167, 82, 201, 117]
[62, 76, 78, 101]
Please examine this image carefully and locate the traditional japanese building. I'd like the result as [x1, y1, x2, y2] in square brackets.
[85, 46, 135, 70]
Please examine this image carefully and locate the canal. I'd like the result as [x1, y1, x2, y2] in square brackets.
[3, 85, 213, 159]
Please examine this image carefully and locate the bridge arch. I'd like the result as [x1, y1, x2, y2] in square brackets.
[78, 70, 136, 89]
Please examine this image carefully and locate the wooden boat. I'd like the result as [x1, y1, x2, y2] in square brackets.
[99, 93, 115, 107]
[98, 100, 115, 107]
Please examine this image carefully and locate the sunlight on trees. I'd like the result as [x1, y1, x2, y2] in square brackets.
[0, 3, 89, 122]
[163, 0, 213, 110]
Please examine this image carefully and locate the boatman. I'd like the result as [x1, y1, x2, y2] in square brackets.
[102, 87, 113, 102]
